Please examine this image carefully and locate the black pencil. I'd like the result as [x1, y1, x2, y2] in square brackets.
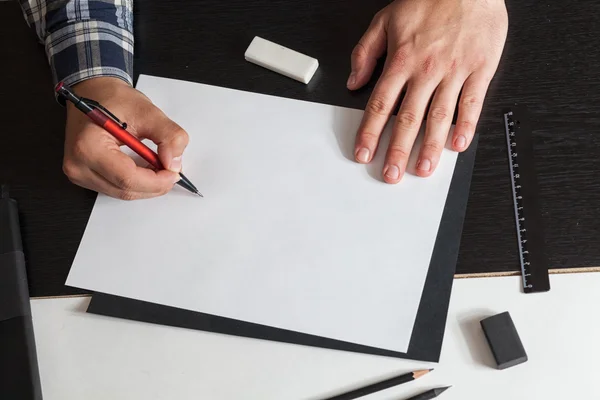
[323, 369, 432, 400]
[403, 386, 451, 400]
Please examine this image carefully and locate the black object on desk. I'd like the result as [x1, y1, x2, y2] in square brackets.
[503, 106, 551, 293]
[481, 311, 528, 370]
[403, 386, 451, 400]
[0, 185, 43, 400]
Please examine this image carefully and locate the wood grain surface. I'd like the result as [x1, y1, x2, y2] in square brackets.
[1, 1, 599, 297]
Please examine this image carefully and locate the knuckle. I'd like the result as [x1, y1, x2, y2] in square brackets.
[169, 127, 190, 149]
[177, 128, 190, 146]
[62, 160, 80, 181]
[457, 120, 474, 133]
[114, 172, 136, 191]
[422, 140, 444, 154]
[460, 94, 482, 109]
[356, 130, 380, 147]
[387, 144, 411, 160]
[471, 54, 487, 70]
[448, 59, 459, 75]
[371, 8, 387, 26]
[366, 97, 392, 116]
[352, 43, 368, 61]
[358, 130, 380, 142]
[117, 190, 138, 201]
[387, 49, 409, 72]
[395, 110, 420, 130]
[420, 55, 436, 75]
[429, 106, 450, 122]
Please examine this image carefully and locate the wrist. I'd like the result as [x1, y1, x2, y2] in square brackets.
[67, 77, 131, 116]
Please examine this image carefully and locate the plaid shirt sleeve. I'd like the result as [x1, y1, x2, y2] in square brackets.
[18, 0, 134, 89]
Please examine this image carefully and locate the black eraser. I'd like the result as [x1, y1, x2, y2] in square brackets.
[480, 311, 528, 370]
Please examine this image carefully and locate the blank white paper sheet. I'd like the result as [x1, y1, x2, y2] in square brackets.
[66, 75, 459, 352]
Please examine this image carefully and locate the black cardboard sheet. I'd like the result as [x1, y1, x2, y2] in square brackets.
[87, 136, 478, 362]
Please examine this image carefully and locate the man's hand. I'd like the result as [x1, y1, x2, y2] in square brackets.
[349, 0, 508, 183]
[63, 77, 189, 200]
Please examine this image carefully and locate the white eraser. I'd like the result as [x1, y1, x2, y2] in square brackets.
[244, 36, 319, 84]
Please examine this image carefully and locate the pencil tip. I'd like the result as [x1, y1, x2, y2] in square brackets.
[428, 368, 434, 372]
[196, 192, 204, 198]
[435, 386, 451, 395]
[413, 369, 432, 379]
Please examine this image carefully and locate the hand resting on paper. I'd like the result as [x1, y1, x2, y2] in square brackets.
[348, 0, 508, 183]
[62, 77, 190, 200]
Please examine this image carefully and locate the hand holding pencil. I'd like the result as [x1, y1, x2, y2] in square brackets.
[58, 77, 197, 200]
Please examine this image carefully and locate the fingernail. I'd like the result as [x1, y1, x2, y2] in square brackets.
[417, 159, 431, 172]
[455, 135, 467, 149]
[384, 165, 400, 180]
[347, 72, 356, 88]
[356, 147, 370, 163]
[173, 173, 182, 184]
[170, 156, 182, 172]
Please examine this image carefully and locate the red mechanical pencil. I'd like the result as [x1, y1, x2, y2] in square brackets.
[55, 82, 201, 197]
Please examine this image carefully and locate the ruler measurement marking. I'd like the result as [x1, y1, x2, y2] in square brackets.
[503, 107, 550, 293]
[504, 112, 530, 289]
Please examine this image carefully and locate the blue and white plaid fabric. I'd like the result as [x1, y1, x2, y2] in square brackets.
[18, 0, 134, 88]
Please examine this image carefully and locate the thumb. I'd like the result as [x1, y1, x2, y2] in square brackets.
[348, 11, 388, 90]
[141, 114, 190, 173]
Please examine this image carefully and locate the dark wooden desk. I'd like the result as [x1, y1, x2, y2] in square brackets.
[1, 1, 599, 297]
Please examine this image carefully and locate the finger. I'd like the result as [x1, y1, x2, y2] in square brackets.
[354, 72, 407, 164]
[66, 164, 167, 201]
[135, 109, 190, 173]
[417, 79, 463, 177]
[89, 147, 180, 194]
[383, 80, 436, 184]
[348, 11, 388, 90]
[453, 71, 491, 152]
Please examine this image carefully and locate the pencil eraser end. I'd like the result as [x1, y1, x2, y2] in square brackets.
[244, 36, 319, 84]
[480, 312, 528, 370]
